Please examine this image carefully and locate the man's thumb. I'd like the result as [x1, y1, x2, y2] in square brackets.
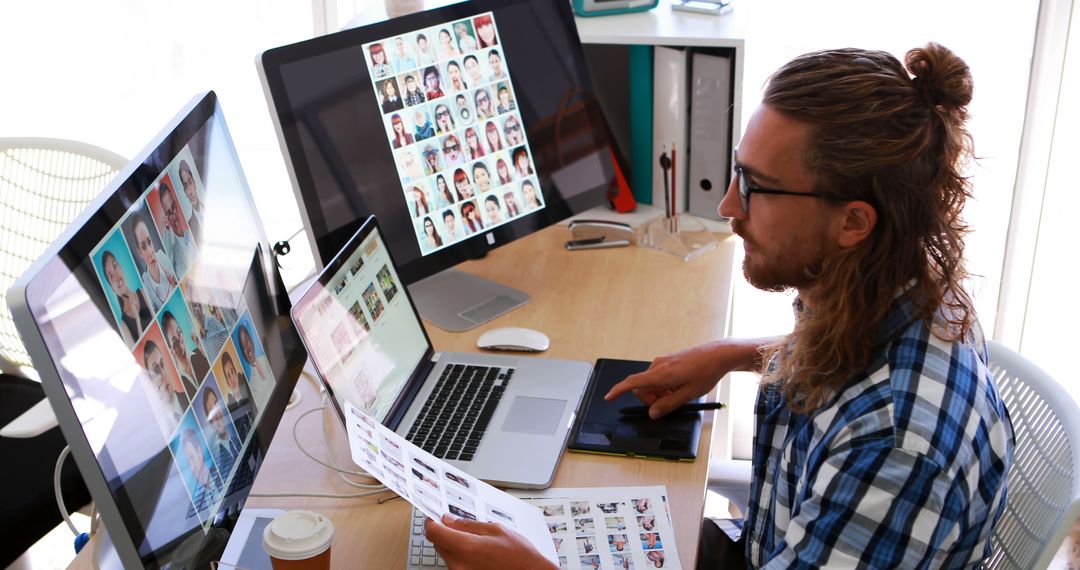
[442, 513, 498, 535]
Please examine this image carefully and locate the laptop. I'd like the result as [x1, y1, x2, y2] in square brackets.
[291, 216, 591, 489]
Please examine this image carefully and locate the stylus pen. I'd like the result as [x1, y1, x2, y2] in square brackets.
[671, 144, 678, 232]
[618, 402, 726, 415]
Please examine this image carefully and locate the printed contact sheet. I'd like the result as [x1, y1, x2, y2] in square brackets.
[513, 486, 682, 570]
[343, 401, 558, 564]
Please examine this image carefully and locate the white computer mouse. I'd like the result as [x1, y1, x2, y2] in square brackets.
[476, 327, 550, 352]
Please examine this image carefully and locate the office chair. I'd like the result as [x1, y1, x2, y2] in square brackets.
[983, 340, 1080, 569]
[706, 341, 1080, 568]
[706, 457, 751, 517]
[1, 137, 127, 376]
[0, 137, 125, 567]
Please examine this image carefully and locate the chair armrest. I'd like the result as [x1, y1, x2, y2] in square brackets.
[707, 458, 752, 517]
[1, 398, 59, 438]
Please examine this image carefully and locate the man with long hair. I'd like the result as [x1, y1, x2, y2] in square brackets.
[424, 44, 1013, 568]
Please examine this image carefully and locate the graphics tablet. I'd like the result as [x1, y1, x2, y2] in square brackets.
[568, 358, 703, 461]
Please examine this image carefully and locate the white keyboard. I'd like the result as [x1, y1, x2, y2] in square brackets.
[407, 507, 447, 568]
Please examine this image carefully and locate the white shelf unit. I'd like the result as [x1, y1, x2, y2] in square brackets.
[575, 4, 744, 461]
[574, 0, 745, 155]
[574, 3, 744, 236]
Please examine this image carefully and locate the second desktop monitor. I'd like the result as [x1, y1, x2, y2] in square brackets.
[258, 0, 616, 297]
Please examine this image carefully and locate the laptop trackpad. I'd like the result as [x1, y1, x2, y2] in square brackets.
[501, 397, 566, 436]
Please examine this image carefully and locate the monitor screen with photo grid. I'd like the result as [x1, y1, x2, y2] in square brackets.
[362, 11, 544, 255]
[7, 92, 307, 569]
[259, 0, 617, 284]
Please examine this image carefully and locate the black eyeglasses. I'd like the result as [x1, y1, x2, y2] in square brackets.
[731, 149, 825, 213]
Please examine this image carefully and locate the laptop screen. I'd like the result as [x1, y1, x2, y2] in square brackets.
[293, 219, 429, 423]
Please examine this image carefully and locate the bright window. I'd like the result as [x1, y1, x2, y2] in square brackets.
[0, 1, 316, 284]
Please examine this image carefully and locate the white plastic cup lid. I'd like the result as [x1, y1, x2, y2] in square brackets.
[262, 510, 335, 560]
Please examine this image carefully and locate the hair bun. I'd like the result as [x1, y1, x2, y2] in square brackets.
[905, 42, 973, 112]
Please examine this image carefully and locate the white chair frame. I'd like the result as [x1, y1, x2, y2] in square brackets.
[984, 340, 1080, 569]
[0, 137, 126, 438]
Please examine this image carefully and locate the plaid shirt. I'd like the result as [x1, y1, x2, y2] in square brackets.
[744, 293, 1014, 568]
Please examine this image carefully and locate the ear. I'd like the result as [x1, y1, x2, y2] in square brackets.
[835, 200, 877, 248]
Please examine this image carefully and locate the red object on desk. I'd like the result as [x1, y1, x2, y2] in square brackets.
[608, 148, 637, 213]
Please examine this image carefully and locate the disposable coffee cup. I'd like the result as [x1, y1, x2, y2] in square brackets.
[262, 510, 334, 570]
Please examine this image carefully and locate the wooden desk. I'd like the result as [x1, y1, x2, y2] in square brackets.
[74, 224, 737, 568]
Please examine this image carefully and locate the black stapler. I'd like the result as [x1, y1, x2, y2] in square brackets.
[565, 219, 634, 250]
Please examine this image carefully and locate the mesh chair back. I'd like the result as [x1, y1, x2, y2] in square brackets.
[0, 138, 126, 374]
[984, 340, 1080, 569]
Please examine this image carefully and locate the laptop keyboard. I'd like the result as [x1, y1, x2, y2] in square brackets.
[404, 363, 514, 462]
[409, 507, 446, 568]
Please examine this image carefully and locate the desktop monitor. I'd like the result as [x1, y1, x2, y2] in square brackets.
[6, 92, 308, 569]
[258, 0, 617, 331]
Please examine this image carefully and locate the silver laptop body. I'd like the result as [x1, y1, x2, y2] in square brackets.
[292, 216, 590, 489]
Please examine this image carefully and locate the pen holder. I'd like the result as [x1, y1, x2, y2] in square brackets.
[641, 214, 717, 261]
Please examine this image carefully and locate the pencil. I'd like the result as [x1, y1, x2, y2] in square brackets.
[618, 402, 726, 415]
[671, 144, 678, 232]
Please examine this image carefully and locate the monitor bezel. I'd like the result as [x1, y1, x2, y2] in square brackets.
[257, 0, 614, 281]
[7, 92, 308, 569]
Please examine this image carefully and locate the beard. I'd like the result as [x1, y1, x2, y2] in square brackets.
[733, 220, 828, 292]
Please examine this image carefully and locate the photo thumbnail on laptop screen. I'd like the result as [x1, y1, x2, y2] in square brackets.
[362, 12, 545, 255]
[295, 227, 427, 423]
[88, 145, 275, 529]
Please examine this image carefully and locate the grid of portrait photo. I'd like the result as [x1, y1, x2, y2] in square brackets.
[526, 488, 681, 570]
[362, 12, 545, 255]
[88, 146, 272, 526]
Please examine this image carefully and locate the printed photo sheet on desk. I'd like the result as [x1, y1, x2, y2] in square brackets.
[514, 486, 681, 570]
[344, 401, 557, 563]
[344, 402, 681, 569]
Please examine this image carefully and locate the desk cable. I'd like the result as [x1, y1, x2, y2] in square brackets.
[247, 386, 391, 500]
[54, 444, 97, 553]
[54, 377, 392, 560]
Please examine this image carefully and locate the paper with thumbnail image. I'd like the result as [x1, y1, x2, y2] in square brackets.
[342, 400, 557, 564]
[511, 486, 682, 570]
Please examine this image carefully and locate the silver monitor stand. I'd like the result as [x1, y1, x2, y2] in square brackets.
[408, 268, 529, 332]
